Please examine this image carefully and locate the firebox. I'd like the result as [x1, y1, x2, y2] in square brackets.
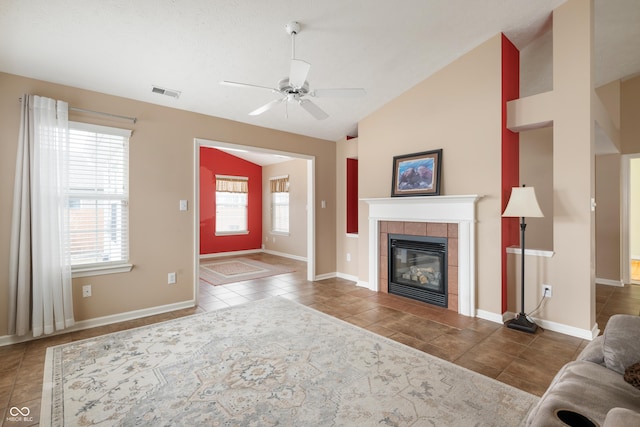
[388, 234, 447, 307]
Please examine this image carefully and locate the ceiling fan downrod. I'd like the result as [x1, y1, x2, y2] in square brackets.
[286, 21, 301, 60]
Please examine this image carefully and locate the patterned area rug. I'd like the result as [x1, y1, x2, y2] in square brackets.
[41, 297, 538, 426]
[199, 257, 295, 285]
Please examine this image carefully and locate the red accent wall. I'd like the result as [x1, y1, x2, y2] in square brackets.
[200, 147, 262, 254]
[501, 34, 520, 313]
[346, 158, 359, 234]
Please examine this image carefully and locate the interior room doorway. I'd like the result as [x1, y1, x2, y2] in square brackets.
[193, 138, 316, 305]
[622, 154, 640, 284]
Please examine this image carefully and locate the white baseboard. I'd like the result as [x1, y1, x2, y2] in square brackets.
[200, 249, 262, 259]
[595, 278, 624, 287]
[200, 249, 307, 263]
[501, 310, 598, 340]
[534, 317, 599, 340]
[0, 300, 195, 348]
[476, 309, 505, 324]
[314, 272, 336, 281]
[336, 272, 359, 283]
[262, 249, 307, 262]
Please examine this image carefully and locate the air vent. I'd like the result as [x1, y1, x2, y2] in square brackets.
[151, 85, 181, 99]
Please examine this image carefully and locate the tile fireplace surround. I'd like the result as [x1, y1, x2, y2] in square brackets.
[363, 195, 481, 317]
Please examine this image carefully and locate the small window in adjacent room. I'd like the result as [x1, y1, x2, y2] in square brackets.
[68, 122, 131, 270]
[270, 175, 289, 234]
[215, 175, 249, 234]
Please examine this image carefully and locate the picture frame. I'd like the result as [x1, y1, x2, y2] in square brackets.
[391, 149, 442, 197]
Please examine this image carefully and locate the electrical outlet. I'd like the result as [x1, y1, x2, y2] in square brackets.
[82, 284, 92, 298]
[346, 253, 351, 262]
[542, 284, 552, 298]
[168, 272, 176, 284]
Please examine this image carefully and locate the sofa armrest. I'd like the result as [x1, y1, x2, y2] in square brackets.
[603, 407, 640, 427]
[578, 335, 605, 365]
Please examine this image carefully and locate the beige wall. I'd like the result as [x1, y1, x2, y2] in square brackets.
[631, 158, 640, 259]
[537, 0, 595, 330]
[622, 75, 640, 154]
[262, 159, 308, 258]
[357, 34, 504, 315]
[595, 154, 621, 282]
[520, 28, 553, 98]
[0, 72, 336, 335]
[505, 0, 597, 332]
[335, 137, 359, 279]
[352, 0, 603, 334]
[519, 127, 554, 251]
[597, 81, 621, 130]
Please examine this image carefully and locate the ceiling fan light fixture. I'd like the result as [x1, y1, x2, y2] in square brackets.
[220, 21, 366, 120]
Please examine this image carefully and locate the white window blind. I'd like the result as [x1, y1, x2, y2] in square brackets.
[270, 176, 289, 233]
[68, 122, 130, 267]
[215, 175, 248, 234]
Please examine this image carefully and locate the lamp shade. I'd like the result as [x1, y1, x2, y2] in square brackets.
[502, 186, 544, 218]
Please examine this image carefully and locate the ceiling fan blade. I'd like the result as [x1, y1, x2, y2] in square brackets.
[249, 98, 284, 116]
[311, 88, 367, 98]
[220, 81, 278, 93]
[289, 59, 311, 89]
[299, 99, 329, 120]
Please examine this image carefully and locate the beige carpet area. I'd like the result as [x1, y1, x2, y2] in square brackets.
[199, 257, 295, 285]
[41, 297, 538, 426]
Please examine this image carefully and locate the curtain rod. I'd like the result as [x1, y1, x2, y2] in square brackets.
[69, 106, 137, 124]
[19, 97, 137, 124]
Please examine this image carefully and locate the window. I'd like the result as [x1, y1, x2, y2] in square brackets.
[215, 176, 248, 234]
[68, 122, 130, 269]
[270, 176, 289, 233]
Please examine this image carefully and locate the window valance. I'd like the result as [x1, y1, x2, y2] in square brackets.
[270, 175, 289, 193]
[216, 175, 248, 193]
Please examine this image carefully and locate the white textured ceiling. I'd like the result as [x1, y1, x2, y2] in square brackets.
[1, 0, 639, 142]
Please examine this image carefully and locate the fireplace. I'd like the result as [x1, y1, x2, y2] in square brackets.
[388, 234, 447, 307]
[363, 195, 481, 317]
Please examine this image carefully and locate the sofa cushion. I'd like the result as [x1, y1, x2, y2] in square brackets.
[603, 407, 640, 427]
[525, 361, 640, 427]
[624, 361, 640, 391]
[577, 335, 605, 365]
[602, 314, 640, 374]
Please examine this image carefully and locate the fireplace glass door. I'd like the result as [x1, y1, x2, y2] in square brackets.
[388, 235, 447, 307]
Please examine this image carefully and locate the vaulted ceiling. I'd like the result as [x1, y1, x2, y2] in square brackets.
[1, 0, 638, 142]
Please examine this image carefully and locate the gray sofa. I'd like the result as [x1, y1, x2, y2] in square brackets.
[525, 314, 640, 426]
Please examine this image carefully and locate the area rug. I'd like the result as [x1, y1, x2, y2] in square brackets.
[41, 297, 538, 426]
[199, 257, 295, 285]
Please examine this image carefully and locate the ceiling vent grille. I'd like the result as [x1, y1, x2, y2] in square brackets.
[151, 85, 181, 99]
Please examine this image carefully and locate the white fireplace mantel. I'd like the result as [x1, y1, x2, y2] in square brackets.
[362, 195, 482, 317]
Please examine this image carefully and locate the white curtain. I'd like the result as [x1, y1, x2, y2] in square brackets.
[8, 94, 74, 337]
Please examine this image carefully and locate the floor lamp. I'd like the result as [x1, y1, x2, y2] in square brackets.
[503, 185, 544, 333]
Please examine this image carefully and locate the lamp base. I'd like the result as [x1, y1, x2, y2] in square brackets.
[506, 313, 538, 334]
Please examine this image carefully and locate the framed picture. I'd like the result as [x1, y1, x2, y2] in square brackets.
[391, 149, 442, 197]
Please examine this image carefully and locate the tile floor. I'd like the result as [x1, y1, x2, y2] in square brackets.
[2, 253, 639, 426]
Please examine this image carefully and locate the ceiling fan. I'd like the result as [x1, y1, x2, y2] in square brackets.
[221, 21, 366, 120]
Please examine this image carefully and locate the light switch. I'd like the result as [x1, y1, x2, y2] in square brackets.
[321, 200, 326, 208]
[179, 200, 188, 211]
